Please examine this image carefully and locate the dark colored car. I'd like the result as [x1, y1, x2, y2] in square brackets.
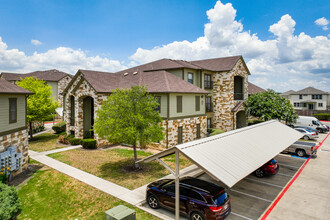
[146, 177, 231, 220]
[254, 159, 279, 178]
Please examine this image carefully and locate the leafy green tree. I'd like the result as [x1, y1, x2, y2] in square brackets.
[246, 89, 298, 123]
[94, 86, 164, 168]
[17, 77, 58, 139]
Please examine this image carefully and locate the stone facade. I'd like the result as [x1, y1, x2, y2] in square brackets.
[58, 75, 72, 107]
[212, 58, 249, 131]
[0, 129, 29, 176]
[64, 74, 108, 145]
[151, 116, 207, 149]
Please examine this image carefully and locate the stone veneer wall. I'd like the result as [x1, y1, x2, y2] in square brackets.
[64, 75, 109, 146]
[212, 59, 249, 131]
[151, 116, 207, 149]
[0, 129, 29, 176]
[58, 75, 72, 107]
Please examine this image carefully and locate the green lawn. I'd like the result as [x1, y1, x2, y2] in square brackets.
[17, 167, 159, 220]
[29, 132, 66, 152]
[49, 148, 193, 190]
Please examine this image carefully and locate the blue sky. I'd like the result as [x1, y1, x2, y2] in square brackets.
[0, 0, 329, 92]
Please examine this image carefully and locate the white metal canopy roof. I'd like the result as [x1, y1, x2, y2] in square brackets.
[139, 120, 303, 188]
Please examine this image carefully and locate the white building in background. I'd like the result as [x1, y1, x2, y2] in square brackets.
[281, 87, 330, 112]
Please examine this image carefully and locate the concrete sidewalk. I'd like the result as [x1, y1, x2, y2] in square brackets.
[266, 127, 330, 219]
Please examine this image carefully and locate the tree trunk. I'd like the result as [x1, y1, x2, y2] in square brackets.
[29, 122, 33, 140]
[133, 145, 139, 169]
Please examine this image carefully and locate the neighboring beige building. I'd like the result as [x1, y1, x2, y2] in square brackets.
[63, 55, 250, 149]
[0, 69, 72, 107]
[0, 79, 33, 176]
[281, 87, 330, 116]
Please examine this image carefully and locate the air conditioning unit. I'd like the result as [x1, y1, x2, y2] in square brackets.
[105, 205, 136, 220]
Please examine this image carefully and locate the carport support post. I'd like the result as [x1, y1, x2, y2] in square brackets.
[175, 150, 180, 220]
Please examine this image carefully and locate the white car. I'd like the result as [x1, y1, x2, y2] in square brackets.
[294, 128, 318, 140]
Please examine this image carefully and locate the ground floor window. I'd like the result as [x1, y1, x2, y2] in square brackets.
[196, 124, 200, 139]
[178, 127, 183, 144]
[207, 118, 212, 129]
[318, 103, 323, 107]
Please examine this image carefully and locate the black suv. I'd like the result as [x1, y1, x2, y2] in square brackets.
[146, 177, 231, 220]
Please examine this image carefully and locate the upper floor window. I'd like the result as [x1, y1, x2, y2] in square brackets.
[188, 73, 194, 84]
[312, 95, 322, 100]
[299, 95, 303, 99]
[177, 96, 182, 113]
[9, 98, 17, 123]
[155, 96, 161, 113]
[234, 76, 244, 100]
[204, 74, 213, 89]
[206, 96, 212, 112]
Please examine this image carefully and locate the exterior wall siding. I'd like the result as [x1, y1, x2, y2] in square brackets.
[0, 94, 26, 133]
[169, 93, 205, 118]
[0, 129, 29, 176]
[47, 81, 58, 102]
[290, 94, 328, 111]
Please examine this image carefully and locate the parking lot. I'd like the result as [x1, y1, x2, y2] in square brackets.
[140, 152, 309, 220]
[198, 154, 306, 220]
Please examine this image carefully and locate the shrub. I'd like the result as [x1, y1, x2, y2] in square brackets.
[52, 121, 66, 134]
[209, 128, 225, 136]
[314, 113, 330, 121]
[0, 173, 7, 184]
[0, 182, 20, 220]
[81, 139, 97, 149]
[70, 138, 82, 146]
[83, 131, 92, 139]
[58, 134, 70, 145]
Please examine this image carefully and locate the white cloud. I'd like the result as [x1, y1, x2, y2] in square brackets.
[130, 1, 330, 92]
[31, 39, 43, 45]
[315, 17, 329, 30]
[0, 37, 126, 74]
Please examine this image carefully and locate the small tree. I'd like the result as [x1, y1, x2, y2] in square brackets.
[246, 89, 298, 123]
[94, 86, 164, 168]
[17, 77, 58, 139]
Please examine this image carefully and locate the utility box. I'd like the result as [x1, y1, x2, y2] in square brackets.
[105, 205, 136, 220]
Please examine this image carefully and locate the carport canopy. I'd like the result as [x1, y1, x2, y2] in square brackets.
[139, 120, 303, 188]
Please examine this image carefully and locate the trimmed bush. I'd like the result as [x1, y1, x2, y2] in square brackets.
[314, 113, 330, 121]
[70, 138, 82, 146]
[209, 128, 225, 136]
[52, 121, 66, 134]
[81, 139, 97, 149]
[0, 182, 20, 220]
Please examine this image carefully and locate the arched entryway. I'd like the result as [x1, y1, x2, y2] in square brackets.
[83, 96, 94, 138]
[236, 110, 246, 129]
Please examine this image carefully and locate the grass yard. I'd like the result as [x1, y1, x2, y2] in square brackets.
[29, 132, 66, 152]
[17, 167, 159, 220]
[49, 148, 193, 190]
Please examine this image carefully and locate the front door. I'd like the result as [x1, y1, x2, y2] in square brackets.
[308, 104, 314, 110]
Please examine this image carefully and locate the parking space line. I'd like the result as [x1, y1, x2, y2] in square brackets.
[244, 177, 283, 189]
[278, 163, 302, 169]
[229, 189, 272, 203]
[231, 212, 254, 220]
[277, 173, 294, 177]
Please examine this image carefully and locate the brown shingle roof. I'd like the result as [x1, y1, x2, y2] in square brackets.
[292, 87, 328, 95]
[1, 69, 72, 82]
[0, 79, 33, 94]
[248, 82, 265, 94]
[281, 90, 295, 96]
[78, 70, 208, 94]
[190, 56, 243, 72]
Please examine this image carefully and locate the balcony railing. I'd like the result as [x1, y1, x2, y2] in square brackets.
[204, 81, 213, 89]
[206, 103, 213, 112]
[234, 93, 244, 100]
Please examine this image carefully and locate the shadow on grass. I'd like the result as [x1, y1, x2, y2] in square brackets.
[99, 158, 168, 188]
[10, 164, 44, 188]
[29, 132, 58, 143]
